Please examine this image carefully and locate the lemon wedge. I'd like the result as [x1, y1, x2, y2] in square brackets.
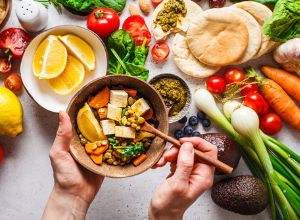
[48, 56, 85, 95]
[33, 35, 68, 79]
[59, 34, 96, 71]
[77, 103, 106, 142]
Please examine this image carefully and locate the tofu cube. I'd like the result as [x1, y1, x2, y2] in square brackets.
[107, 104, 122, 121]
[100, 120, 115, 135]
[110, 90, 128, 107]
[131, 98, 150, 116]
[115, 126, 136, 139]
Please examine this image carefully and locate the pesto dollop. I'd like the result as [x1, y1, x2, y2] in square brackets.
[152, 78, 187, 117]
[154, 0, 187, 32]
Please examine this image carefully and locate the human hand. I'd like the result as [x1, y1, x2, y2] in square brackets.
[149, 137, 217, 220]
[42, 112, 104, 220]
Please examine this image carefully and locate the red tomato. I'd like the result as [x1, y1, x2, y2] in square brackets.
[0, 28, 30, 59]
[244, 93, 265, 115]
[224, 68, 245, 84]
[0, 144, 3, 163]
[261, 100, 270, 116]
[87, 8, 120, 39]
[4, 73, 23, 93]
[0, 58, 11, 74]
[122, 15, 151, 46]
[151, 42, 170, 62]
[241, 83, 259, 96]
[260, 113, 282, 135]
[206, 76, 226, 94]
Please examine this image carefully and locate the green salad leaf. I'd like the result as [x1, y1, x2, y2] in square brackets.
[114, 143, 146, 158]
[263, 0, 300, 42]
[49, 0, 126, 13]
[107, 30, 149, 81]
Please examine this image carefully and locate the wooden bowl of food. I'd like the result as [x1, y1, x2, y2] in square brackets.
[67, 75, 169, 178]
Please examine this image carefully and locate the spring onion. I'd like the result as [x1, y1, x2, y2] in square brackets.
[194, 88, 300, 219]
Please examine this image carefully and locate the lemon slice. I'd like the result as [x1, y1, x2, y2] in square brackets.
[33, 35, 68, 79]
[48, 56, 85, 95]
[59, 34, 96, 71]
[77, 103, 106, 142]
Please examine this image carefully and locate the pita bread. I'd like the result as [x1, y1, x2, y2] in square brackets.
[152, 0, 203, 41]
[172, 33, 220, 78]
[233, 1, 277, 58]
[186, 8, 249, 66]
[228, 7, 262, 64]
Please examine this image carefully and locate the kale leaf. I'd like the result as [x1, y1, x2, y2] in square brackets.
[114, 143, 146, 158]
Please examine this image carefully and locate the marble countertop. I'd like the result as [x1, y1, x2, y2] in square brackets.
[0, 1, 299, 220]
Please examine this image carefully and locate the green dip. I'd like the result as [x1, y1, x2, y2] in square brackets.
[154, 0, 187, 32]
[152, 78, 187, 117]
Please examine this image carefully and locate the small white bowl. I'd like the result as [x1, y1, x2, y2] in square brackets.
[21, 25, 108, 113]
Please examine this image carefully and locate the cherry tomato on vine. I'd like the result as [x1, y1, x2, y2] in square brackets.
[151, 42, 170, 62]
[0, 58, 11, 74]
[224, 68, 245, 84]
[244, 93, 266, 115]
[87, 8, 120, 39]
[241, 83, 259, 96]
[261, 100, 270, 116]
[0, 144, 4, 163]
[122, 15, 151, 46]
[260, 113, 282, 135]
[4, 73, 23, 93]
[206, 76, 226, 94]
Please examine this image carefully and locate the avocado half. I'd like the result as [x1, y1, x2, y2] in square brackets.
[211, 175, 269, 215]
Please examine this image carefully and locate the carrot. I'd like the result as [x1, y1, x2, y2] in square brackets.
[261, 66, 300, 103]
[88, 86, 110, 108]
[143, 108, 154, 120]
[260, 79, 300, 131]
[133, 154, 147, 166]
[124, 88, 137, 98]
[97, 107, 108, 119]
[92, 145, 109, 156]
[90, 154, 103, 165]
[85, 143, 97, 154]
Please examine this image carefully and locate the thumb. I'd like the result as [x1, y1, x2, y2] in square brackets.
[173, 142, 194, 183]
[52, 111, 73, 152]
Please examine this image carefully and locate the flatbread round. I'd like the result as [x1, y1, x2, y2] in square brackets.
[228, 7, 262, 64]
[186, 8, 249, 66]
[152, 0, 203, 41]
[233, 1, 277, 58]
[172, 33, 220, 78]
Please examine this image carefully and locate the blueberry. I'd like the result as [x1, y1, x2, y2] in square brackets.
[183, 126, 194, 136]
[174, 130, 184, 140]
[202, 119, 211, 128]
[192, 131, 201, 137]
[189, 116, 199, 126]
[197, 111, 206, 120]
[178, 116, 187, 124]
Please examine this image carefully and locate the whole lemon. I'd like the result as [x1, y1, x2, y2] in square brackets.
[0, 86, 23, 137]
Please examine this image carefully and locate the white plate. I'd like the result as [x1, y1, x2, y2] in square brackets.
[21, 25, 108, 113]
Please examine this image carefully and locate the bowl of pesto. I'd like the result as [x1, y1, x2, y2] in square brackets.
[149, 73, 191, 123]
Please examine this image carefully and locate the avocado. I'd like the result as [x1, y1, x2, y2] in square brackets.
[211, 175, 269, 215]
[200, 133, 241, 175]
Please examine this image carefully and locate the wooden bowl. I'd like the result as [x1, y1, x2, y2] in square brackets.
[67, 75, 169, 178]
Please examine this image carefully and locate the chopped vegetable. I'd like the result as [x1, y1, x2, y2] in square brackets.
[90, 154, 103, 165]
[4, 73, 23, 93]
[123, 88, 137, 98]
[114, 143, 145, 158]
[247, 67, 300, 131]
[263, 0, 300, 42]
[273, 38, 300, 75]
[85, 142, 97, 154]
[133, 154, 147, 166]
[143, 108, 154, 120]
[87, 8, 120, 39]
[261, 66, 300, 103]
[151, 42, 170, 62]
[194, 88, 300, 220]
[88, 86, 110, 108]
[0, 28, 30, 59]
[107, 30, 149, 81]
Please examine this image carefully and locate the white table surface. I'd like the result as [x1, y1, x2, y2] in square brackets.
[0, 1, 299, 220]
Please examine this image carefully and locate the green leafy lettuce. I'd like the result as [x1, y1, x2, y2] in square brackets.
[107, 30, 149, 81]
[49, 0, 126, 13]
[263, 0, 300, 42]
[108, 137, 146, 158]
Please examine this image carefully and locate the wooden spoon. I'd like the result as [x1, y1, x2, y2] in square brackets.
[141, 122, 233, 175]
